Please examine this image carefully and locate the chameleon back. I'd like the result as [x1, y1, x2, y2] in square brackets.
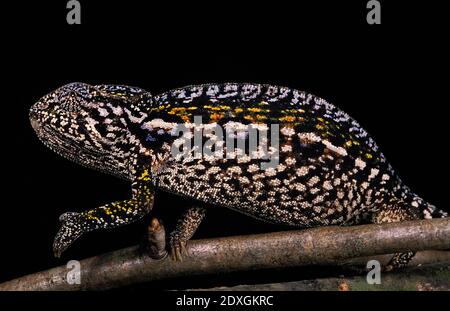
[139, 83, 436, 226]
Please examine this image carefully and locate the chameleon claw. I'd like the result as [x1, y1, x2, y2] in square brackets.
[169, 245, 180, 261]
[54, 249, 61, 258]
[169, 240, 187, 261]
[175, 246, 182, 262]
[181, 241, 188, 256]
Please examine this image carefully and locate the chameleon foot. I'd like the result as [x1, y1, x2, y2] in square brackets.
[169, 234, 188, 261]
[53, 212, 85, 258]
[385, 251, 415, 271]
[168, 206, 206, 261]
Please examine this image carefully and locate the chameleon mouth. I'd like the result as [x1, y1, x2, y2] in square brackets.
[30, 118, 41, 133]
[33, 121, 102, 156]
[31, 118, 131, 181]
[32, 121, 103, 166]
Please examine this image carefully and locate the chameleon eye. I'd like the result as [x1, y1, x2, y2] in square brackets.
[60, 91, 82, 113]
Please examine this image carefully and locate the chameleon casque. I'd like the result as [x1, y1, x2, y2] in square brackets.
[29, 82, 447, 267]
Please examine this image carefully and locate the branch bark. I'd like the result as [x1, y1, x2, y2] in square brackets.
[191, 262, 450, 291]
[0, 218, 449, 291]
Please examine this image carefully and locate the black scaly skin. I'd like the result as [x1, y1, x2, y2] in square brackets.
[29, 83, 447, 265]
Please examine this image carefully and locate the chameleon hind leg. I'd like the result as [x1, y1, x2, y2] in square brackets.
[372, 201, 418, 270]
[169, 206, 206, 261]
[53, 169, 155, 257]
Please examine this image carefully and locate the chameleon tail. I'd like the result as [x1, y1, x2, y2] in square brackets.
[423, 203, 448, 219]
[407, 191, 447, 219]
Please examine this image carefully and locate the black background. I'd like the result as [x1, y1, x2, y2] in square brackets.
[1, 0, 448, 295]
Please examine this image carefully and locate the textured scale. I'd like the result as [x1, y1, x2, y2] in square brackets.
[150, 84, 397, 226]
[29, 82, 447, 264]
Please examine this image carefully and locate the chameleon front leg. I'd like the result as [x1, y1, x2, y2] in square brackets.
[53, 169, 154, 257]
[169, 206, 206, 261]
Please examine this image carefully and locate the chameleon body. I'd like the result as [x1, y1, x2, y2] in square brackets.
[29, 83, 447, 265]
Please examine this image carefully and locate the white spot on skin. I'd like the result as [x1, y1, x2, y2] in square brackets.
[98, 108, 109, 117]
[298, 132, 321, 144]
[239, 176, 250, 184]
[206, 167, 221, 175]
[369, 168, 379, 180]
[296, 166, 309, 177]
[268, 179, 281, 187]
[264, 167, 277, 177]
[107, 104, 123, 116]
[285, 157, 296, 166]
[323, 180, 333, 191]
[322, 140, 347, 157]
[276, 164, 286, 172]
[294, 183, 306, 192]
[308, 176, 320, 187]
[252, 174, 265, 180]
[227, 166, 242, 175]
[281, 127, 295, 137]
[355, 158, 366, 170]
[347, 191, 354, 200]
[143, 118, 177, 130]
[310, 187, 320, 195]
[267, 191, 276, 197]
[237, 155, 251, 164]
[299, 201, 312, 209]
[382, 174, 390, 181]
[423, 209, 433, 219]
[247, 164, 259, 173]
[124, 108, 147, 123]
[281, 144, 292, 152]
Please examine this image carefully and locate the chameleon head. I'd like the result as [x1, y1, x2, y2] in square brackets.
[29, 82, 146, 180]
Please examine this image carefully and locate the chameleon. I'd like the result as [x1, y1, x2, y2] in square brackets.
[29, 82, 447, 267]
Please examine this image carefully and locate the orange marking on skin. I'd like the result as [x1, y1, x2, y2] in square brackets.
[210, 113, 224, 121]
[244, 115, 254, 121]
[279, 116, 296, 122]
[256, 114, 267, 120]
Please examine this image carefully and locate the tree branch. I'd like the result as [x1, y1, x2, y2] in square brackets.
[191, 262, 450, 291]
[0, 218, 449, 291]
